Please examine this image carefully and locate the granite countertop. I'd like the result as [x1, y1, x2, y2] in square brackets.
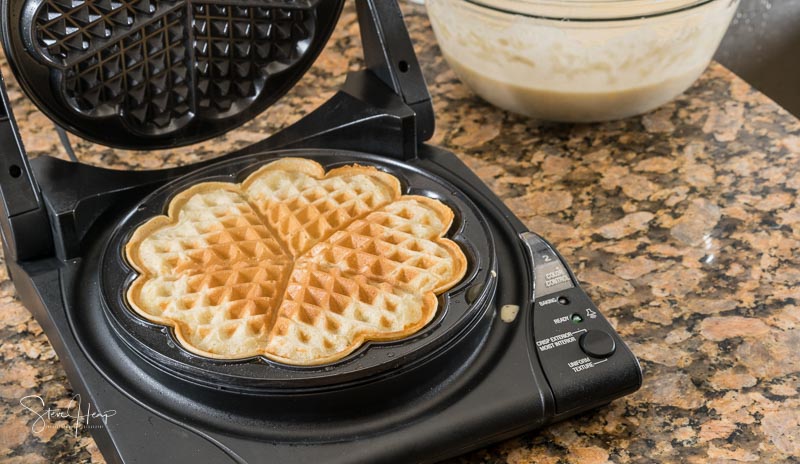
[1, 3, 799, 463]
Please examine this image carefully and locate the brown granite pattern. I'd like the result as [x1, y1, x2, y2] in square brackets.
[1, 3, 799, 463]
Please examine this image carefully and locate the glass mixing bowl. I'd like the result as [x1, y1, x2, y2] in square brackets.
[427, 0, 740, 122]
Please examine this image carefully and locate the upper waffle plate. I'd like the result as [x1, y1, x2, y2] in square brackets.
[1, 0, 344, 148]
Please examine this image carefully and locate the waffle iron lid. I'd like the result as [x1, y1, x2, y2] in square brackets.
[1, 0, 345, 149]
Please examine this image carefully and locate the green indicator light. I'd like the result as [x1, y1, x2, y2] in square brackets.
[571, 313, 583, 324]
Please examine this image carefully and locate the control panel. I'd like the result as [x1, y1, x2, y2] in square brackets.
[520, 232, 641, 414]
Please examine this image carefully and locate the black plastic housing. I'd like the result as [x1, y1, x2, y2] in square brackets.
[6, 143, 641, 463]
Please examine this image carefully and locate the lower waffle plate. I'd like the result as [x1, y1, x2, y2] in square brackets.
[100, 149, 498, 392]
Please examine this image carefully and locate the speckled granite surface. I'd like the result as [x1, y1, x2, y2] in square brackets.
[1, 3, 799, 464]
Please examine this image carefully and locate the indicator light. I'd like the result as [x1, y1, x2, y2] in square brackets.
[571, 313, 583, 324]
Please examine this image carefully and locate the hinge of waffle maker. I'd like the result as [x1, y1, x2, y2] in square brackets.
[356, 0, 435, 141]
[0, 71, 53, 262]
[243, 0, 435, 160]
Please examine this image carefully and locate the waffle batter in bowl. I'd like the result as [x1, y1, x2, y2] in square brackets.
[428, 0, 740, 122]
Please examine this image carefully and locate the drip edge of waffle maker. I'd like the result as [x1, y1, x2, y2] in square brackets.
[0, 1, 643, 462]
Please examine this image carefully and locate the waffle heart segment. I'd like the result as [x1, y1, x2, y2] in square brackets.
[243, 158, 402, 256]
[266, 196, 467, 364]
[125, 183, 293, 357]
[125, 158, 468, 364]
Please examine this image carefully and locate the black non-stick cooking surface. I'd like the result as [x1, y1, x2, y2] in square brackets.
[1, 0, 344, 149]
[100, 149, 497, 393]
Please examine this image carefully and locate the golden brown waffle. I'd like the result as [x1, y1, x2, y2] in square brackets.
[125, 158, 468, 365]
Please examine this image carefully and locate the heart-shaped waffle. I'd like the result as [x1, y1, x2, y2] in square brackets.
[125, 158, 468, 365]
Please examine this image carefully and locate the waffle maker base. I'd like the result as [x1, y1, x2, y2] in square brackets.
[8, 145, 641, 463]
[0, 1, 642, 462]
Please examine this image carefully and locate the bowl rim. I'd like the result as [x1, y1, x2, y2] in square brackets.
[453, 0, 738, 22]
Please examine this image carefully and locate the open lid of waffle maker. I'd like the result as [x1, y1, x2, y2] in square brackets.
[0, 1, 642, 462]
[3, 0, 347, 149]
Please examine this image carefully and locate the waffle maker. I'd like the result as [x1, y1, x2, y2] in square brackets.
[0, 1, 642, 462]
